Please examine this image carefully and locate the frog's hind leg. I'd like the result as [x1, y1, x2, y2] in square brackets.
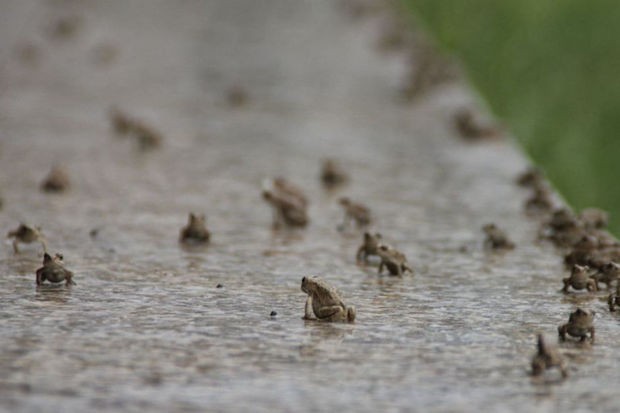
[316, 306, 346, 322]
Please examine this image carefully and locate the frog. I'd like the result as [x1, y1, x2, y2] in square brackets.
[179, 213, 210, 244]
[482, 223, 515, 250]
[453, 108, 501, 140]
[7, 223, 47, 253]
[262, 190, 308, 228]
[377, 244, 413, 276]
[131, 122, 162, 151]
[524, 186, 554, 213]
[338, 197, 371, 229]
[564, 235, 601, 269]
[608, 283, 620, 312]
[108, 108, 162, 150]
[273, 177, 308, 207]
[226, 85, 249, 107]
[109, 107, 133, 135]
[36, 252, 75, 286]
[545, 208, 586, 248]
[531, 334, 568, 378]
[301, 276, 355, 323]
[516, 167, 545, 188]
[592, 261, 620, 290]
[356, 232, 382, 264]
[321, 159, 348, 188]
[558, 308, 595, 343]
[579, 208, 609, 231]
[562, 264, 598, 293]
[41, 166, 70, 193]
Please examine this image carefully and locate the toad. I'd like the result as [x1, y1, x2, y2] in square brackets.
[321, 159, 348, 188]
[108, 108, 162, 150]
[608, 284, 620, 312]
[531, 334, 568, 378]
[41, 166, 70, 193]
[516, 167, 544, 188]
[558, 308, 595, 343]
[36, 252, 75, 286]
[301, 276, 355, 323]
[7, 223, 47, 253]
[525, 186, 554, 213]
[273, 177, 308, 207]
[226, 85, 249, 107]
[262, 190, 308, 228]
[377, 244, 413, 276]
[579, 208, 609, 231]
[131, 122, 162, 151]
[482, 223, 515, 250]
[453, 108, 501, 140]
[338, 197, 371, 229]
[592, 261, 620, 290]
[562, 264, 597, 293]
[356, 232, 382, 264]
[179, 213, 210, 244]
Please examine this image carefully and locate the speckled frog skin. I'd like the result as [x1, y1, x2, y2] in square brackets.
[301, 276, 355, 323]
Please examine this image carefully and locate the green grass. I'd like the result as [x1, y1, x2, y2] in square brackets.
[403, 0, 620, 234]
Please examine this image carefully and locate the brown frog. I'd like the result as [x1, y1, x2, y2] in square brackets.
[7, 223, 47, 253]
[579, 208, 609, 231]
[273, 177, 308, 208]
[482, 223, 515, 250]
[321, 159, 348, 188]
[516, 167, 545, 188]
[41, 166, 70, 193]
[377, 244, 413, 276]
[558, 308, 595, 343]
[262, 190, 308, 228]
[108, 108, 162, 150]
[531, 334, 568, 378]
[356, 232, 382, 264]
[226, 85, 249, 107]
[36, 252, 75, 286]
[301, 276, 356, 323]
[453, 108, 501, 141]
[525, 186, 554, 213]
[562, 264, 597, 293]
[592, 261, 620, 290]
[179, 213, 210, 244]
[109, 107, 133, 135]
[338, 197, 371, 229]
[608, 284, 620, 312]
[545, 208, 585, 248]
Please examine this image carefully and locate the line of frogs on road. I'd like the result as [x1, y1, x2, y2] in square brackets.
[516, 167, 620, 380]
[2, 0, 615, 383]
[6, 148, 618, 383]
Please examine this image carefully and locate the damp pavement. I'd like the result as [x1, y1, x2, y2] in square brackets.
[0, 1, 618, 412]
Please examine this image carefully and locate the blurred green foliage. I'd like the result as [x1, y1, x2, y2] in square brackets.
[403, 0, 620, 234]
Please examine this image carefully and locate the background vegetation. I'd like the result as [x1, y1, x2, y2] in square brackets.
[403, 0, 620, 234]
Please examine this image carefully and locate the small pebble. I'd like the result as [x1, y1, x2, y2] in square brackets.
[270, 311, 277, 317]
[216, 283, 223, 289]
